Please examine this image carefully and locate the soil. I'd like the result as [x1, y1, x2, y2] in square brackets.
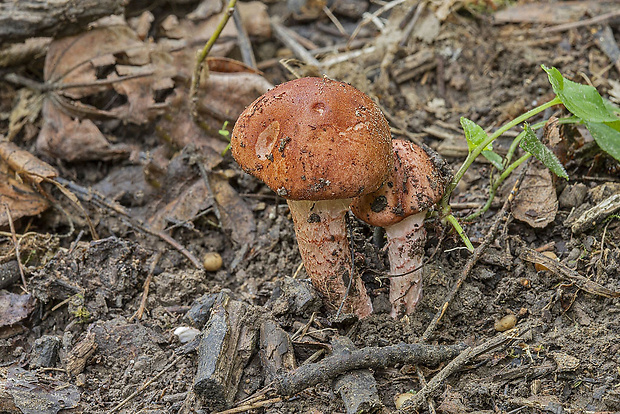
[1, 1, 619, 414]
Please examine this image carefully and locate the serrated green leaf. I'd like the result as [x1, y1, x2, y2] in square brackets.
[585, 121, 620, 162]
[482, 150, 504, 170]
[520, 124, 569, 179]
[460, 117, 492, 153]
[542, 65, 619, 123]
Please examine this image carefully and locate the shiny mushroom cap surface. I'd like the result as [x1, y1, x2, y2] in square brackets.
[231, 77, 393, 201]
[351, 139, 450, 227]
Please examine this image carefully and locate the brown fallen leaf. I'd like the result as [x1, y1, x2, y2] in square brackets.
[512, 166, 558, 228]
[0, 173, 50, 228]
[37, 99, 135, 162]
[0, 291, 34, 327]
[149, 179, 214, 231]
[37, 25, 176, 161]
[209, 173, 256, 247]
[0, 141, 58, 184]
[493, 1, 616, 25]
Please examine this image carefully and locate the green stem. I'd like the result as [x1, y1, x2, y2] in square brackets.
[464, 153, 531, 221]
[189, 0, 238, 116]
[440, 96, 562, 214]
[445, 214, 474, 252]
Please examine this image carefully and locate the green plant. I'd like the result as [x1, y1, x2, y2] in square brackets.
[440, 66, 620, 249]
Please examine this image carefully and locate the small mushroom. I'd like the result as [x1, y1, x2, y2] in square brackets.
[351, 139, 450, 318]
[231, 77, 393, 318]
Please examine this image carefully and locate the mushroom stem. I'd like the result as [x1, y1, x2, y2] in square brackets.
[384, 212, 426, 318]
[288, 199, 373, 318]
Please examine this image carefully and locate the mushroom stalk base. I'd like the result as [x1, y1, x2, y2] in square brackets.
[288, 199, 373, 318]
[385, 212, 426, 318]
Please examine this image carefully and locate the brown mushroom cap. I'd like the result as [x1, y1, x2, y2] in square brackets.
[351, 139, 450, 227]
[231, 77, 392, 201]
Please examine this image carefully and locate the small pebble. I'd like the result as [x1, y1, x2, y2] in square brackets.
[203, 252, 223, 272]
[534, 251, 557, 271]
[394, 392, 415, 410]
[174, 326, 201, 343]
[494, 314, 517, 332]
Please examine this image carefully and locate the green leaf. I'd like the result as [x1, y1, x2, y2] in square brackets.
[461, 117, 492, 152]
[482, 150, 504, 170]
[520, 124, 569, 179]
[542, 65, 619, 123]
[585, 121, 620, 162]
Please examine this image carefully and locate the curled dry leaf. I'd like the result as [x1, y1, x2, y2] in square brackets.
[0, 291, 34, 327]
[512, 166, 558, 228]
[0, 141, 57, 184]
[38, 99, 135, 162]
[0, 173, 50, 228]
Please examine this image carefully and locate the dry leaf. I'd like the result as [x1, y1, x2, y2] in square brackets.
[149, 179, 214, 231]
[0, 141, 58, 184]
[0, 173, 50, 227]
[37, 99, 134, 161]
[512, 167, 558, 228]
[209, 173, 256, 247]
[0, 292, 34, 327]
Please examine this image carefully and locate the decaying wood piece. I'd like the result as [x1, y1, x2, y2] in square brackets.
[0, 0, 128, 44]
[193, 296, 260, 410]
[259, 319, 297, 383]
[571, 193, 620, 234]
[332, 336, 384, 414]
[64, 329, 97, 376]
[274, 342, 465, 397]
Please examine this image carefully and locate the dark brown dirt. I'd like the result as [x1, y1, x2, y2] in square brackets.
[1, 1, 619, 413]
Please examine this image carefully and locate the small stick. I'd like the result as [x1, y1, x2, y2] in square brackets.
[232, 8, 256, 69]
[520, 248, 620, 298]
[273, 343, 465, 396]
[190, 0, 238, 115]
[348, 0, 407, 46]
[110, 354, 185, 412]
[214, 397, 283, 414]
[421, 160, 529, 342]
[55, 178, 202, 269]
[400, 327, 527, 412]
[131, 251, 163, 321]
[3, 204, 27, 291]
[322, 6, 347, 36]
[541, 10, 620, 33]
[399, 1, 426, 47]
[271, 18, 321, 68]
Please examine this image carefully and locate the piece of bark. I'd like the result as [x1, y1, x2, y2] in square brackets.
[571, 193, 620, 234]
[274, 343, 465, 397]
[0, 261, 20, 289]
[184, 290, 230, 328]
[1, 367, 81, 413]
[0, 0, 128, 45]
[64, 330, 97, 377]
[332, 336, 384, 414]
[193, 298, 260, 410]
[259, 320, 297, 383]
[29, 335, 61, 369]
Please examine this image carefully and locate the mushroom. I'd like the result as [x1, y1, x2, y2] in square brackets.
[231, 77, 393, 318]
[350, 139, 450, 318]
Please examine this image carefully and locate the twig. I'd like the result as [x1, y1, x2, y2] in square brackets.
[130, 251, 163, 321]
[348, 0, 407, 46]
[55, 177, 202, 269]
[232, 8, 256, 69]
[3, 204, 27, 291]
[271, 18, 321, 68]
[541, 10, 620, 33]
[214, 397, 282, 414]
[421, 160, 529, 342]
[400, 327, 528, 412]
[110, 354, 185, 412]
[399, 1, 426, 47]
[322, 6, 348, 36]
[190, 0, 238, 116]
[273, 343, 465, 396]
[520, 248, 620, 298]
